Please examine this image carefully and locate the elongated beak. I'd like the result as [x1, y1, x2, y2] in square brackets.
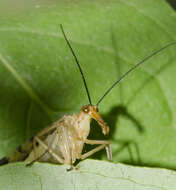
[91, 110, 109, 135]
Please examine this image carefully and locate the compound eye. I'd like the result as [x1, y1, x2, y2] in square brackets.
[82, 105, 89, 113]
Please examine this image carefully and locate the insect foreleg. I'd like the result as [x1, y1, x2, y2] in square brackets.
[104, 144, 112, 161]
[81, 139, 112, 161]
[85, 139, 110, 145]
[85, 139, 112, 160]
[80, 144, 107, 160]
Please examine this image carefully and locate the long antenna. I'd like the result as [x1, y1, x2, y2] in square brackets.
[97, 41, 176, 106]
[60, 24, 92, 105]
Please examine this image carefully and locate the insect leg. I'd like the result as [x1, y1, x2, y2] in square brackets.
[85, 139, 110, 145]
[105, 144, 112, 161]
[80, 144, 107, 160]
[26, 150, 48, 166]
[27, 136, 64, 164]
[36, 122, 60, 137]
[85, 139, 112, 160]
[32, 138, 37, 159]
[26, 137, 47, 166]
[81, 140, 112, 160]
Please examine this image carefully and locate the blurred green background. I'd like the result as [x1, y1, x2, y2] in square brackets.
[0, 0, 176, 170]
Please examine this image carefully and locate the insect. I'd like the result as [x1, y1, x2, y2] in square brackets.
[0, 25, 176, 166]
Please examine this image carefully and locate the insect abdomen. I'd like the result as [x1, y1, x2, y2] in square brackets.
[0, 138, 33, 166]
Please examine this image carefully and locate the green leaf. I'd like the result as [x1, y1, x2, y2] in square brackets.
[0, 0, 176, 175]
[1, 159, 176, 190]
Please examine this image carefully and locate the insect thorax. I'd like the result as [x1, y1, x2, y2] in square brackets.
[26, 111, 92, 164]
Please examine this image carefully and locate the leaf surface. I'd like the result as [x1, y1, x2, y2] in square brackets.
[0, 160, 176, 190]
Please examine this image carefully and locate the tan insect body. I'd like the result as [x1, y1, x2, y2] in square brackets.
[25, 105, 111, 165]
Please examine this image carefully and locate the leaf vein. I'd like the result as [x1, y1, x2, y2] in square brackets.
[0, 53, 54, 121]
[79, 170, 166, 190]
